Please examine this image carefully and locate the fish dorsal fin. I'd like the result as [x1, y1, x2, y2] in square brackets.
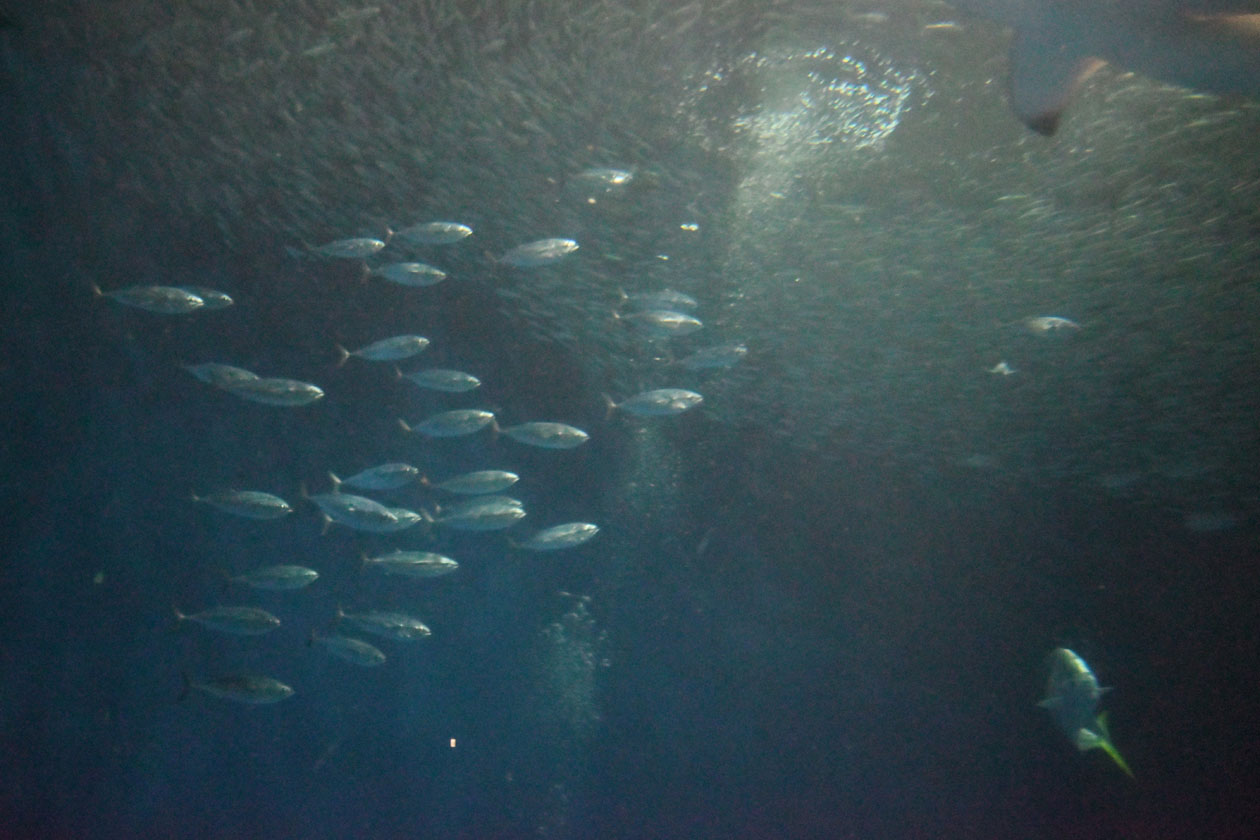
[1008, 32, 1107, 135]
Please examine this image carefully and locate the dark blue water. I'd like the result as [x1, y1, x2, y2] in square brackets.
[3, 3, 1260, 838]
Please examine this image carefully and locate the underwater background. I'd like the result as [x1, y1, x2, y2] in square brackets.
[2, 1, 1259, 837]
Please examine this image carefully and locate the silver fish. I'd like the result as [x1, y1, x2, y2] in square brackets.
[307, 491, 401, 533]
[679, 343, 748, 370]
[606, 388, 703, 417]
[513, 522, 600, 551]
[371, 261, 447, 287]
[182, 673, 294, 704]
[193, 490, 292, 520]
[224, 376, 325, 406]
[622, 288, 698, 312]
[175, 286, 234, 310]
[363, 550, 459, 578]
[337, 608, 432, 641]
[1025, 315, 1081, 334]
[399, 409, 496, 438]
[313, 235, 388, 258]
[395, 220, 473, 245]
[400, 368, 481, 392]
[422, 469, 519, 495]
[618, 308, 703, 338]
[429, 495, 526, 531]
[228, 564, 319, 591]
[329, 463, 419, 491]
[500, 237, 579, 267]
[576, 166, 634, 188]
[499, 421, 589, 450]
[335, 335, 430, 365]
[184, 363, 259, 388]
[308, 632, 386, 667]
[174, 605, 281, 636]
[93, 284, 204, 314]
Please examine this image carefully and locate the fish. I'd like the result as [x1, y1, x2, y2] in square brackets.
[421, 469, 520, 495]
[498, 421, 590, 450]
[500, 237, 579, 267]
[1038, 647, 1134, 777]
[575, 166, 634, 189]
[313, 234, 389, 258]
[362, 550, 459, 578]
[605, 388, 704, 417]
[379, 506, 425, 532]
[620, 288, 699, 312]
[512, 522, 600, 551]
[92, 284, 204, 314]
[192, 490, 293, 520]
[183, 363, 259, 388]
[398, 409, 496, 438]
[426, 495, 526, 531]
[399, 367, 482, 392]
[227, 564, 319, 590]
[989, 361, 1017, 376]
[173, 605, 281, 636]
[678, 343, 748, 371]
[942, 0, 1260, 134]
[371, 262, 448, 287]
[181, 673, 294, 704]
[308, 631, 386, 666]
[328, 463, 420, 491]
[394, 221, 474, 245]
[616, 308, 704, 338]
[223, 376, 325, 406]
[335, 334, 430, 366]
[306, 490, 402, 533]
[175, 286, 234, 310]
[336, 607, 432, 641]
[1025, 315, 1081, 334]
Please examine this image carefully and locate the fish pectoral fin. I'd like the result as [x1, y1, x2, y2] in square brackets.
[1008, 32, 1107, 135]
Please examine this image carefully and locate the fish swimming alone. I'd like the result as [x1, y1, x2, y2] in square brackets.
[1038, 647, 1134, 777]
[941, 0, 1260, 134]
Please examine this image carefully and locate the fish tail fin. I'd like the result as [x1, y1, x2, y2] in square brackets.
[90, 283, 104, 298]
[319, 513, 333, 535]
[489, 419, 501, 443]
[397, 417, 413, 434]
[1094, 713, 1135, 778]
[172, 605, 186, 626]
[328, 471, 342, 492]
[382, 226, 394, 244]
[601, 393, 617, 420]
[360, 552, 371, 571]
[334, 345, 351, 367]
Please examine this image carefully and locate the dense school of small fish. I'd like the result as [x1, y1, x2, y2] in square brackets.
[98, 170, 745, 705]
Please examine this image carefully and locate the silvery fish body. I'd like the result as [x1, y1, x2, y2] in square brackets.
[331, 463, 420, 491]
[95, 284, 204, 314]
[500, 421, 589, 450]
[338, 335, 430, 364]
[193, 490, 292, 520]
[175, 605, 281, 636]
[338, 608, 432, 641]
[314, 236, 387, 258]
[679, 343, 748, 370]
[229, 564, 319, 590]
[1038, 647, 1133, 776]
[623, 288, 698, 312]
[309, 491, 401, 532]
[176, 286, 234, 310]
[372, 262, 447, 287]
[620, 309, 703, 338]
[1025, 316, 1081, 334]
[184, 363, 259, 388]
[515, 522, 600, 551]
[185, 674, 294, 704]
[610, 388, 703, 417]
[310, 633, 386, 666]
[425, 469, 519, 495]
[401, 409, 496, 438]
[500, 237, 578, 267]
[576, 166, 634, 189]
[395, 221, 473, 245]
[433, 495, 526, 531]
[364, 550, 459, 578]
[225, 376, 325, 406]
[402, 368, 481, 393]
